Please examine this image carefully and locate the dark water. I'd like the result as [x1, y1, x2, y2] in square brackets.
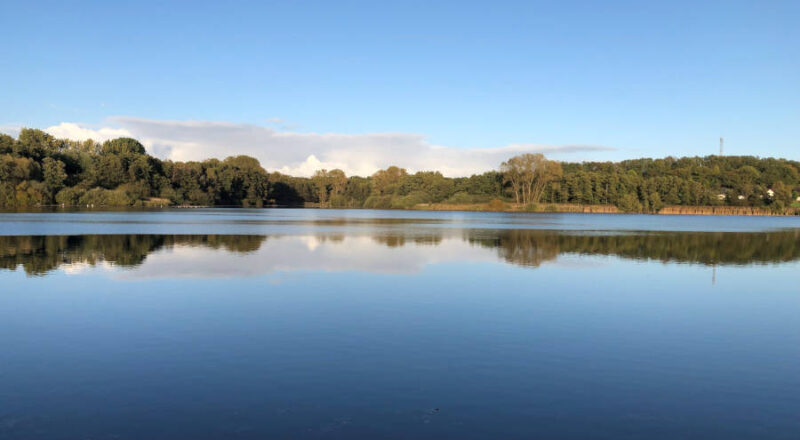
[1, 210, 799, 439]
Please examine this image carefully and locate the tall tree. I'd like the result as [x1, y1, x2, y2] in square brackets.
[42, 157, 67, 199]
[501, 153, 562, 204]
[371, 166, 407, 195]
[312, 169, 347, 206]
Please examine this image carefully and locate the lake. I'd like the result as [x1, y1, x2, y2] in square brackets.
[1, 209, 799, 439]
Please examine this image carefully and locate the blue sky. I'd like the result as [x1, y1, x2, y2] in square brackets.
[1, 0, 798, 175]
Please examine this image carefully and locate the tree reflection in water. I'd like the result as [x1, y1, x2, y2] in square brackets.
[470, 229, 800, 267]
[1, 228, 799, 276]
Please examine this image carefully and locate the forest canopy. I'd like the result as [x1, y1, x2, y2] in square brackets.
[1, 128, 799, 213]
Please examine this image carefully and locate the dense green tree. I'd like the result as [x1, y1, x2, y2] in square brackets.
[0, 134, 14, 154]
[96, 154, 127, 189]
[42, 157, 67, 199]
[372, 166, 407, 195]
[15, 128, 60, 160]
[102, 137, 146, 156]
[312, 169, 347, 206]
[501, 153, 563, 204]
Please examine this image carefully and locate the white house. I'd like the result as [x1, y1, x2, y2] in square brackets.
[766, 189, 775, 198]
[716, 193, 727, 201]
[737, 195, 746, 200]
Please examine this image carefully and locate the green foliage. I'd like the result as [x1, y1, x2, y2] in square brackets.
[96, 154, 127, 189]
[102, 137, 146, 156]
[648, 192, 664, 212]
[400, 171, 453, 202]
[453, 171, 504, 198]
[770, 200, 786, 213]
[42, 157, 67, 199]
[0, 131, 273, 208]
[363, 195, 393, 209]
[0, 134, 14, 154]
[445, 191, 476, 204]
[371, 166, 407, 195]
[0, 154, 41, 183]
[343, 176, 371, 206]
[55, 187, 86, 205]
[501, 153, 562, 204]
[390, 191, 429, 210]
[78, 188, 136, 206]
[548, 156, 800, 213]
[13, 181, 48, 206]
[617, 193, 642, 213]
[15, 128, 61, 160]
[1, 129, 799, 214]
[523, 203, 559, 212]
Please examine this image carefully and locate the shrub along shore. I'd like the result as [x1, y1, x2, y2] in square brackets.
[2, 128, 800, 216]
[309, 201, 798, 216]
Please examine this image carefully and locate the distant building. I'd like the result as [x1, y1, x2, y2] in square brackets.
[737, 195, 746, 200]
[716, 193, 727, 201]
[766, 189, 775, 198]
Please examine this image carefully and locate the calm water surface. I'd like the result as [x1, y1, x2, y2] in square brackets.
[1, 209, 799, 439]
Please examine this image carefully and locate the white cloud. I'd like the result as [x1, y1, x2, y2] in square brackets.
[111, 235, 500, 280]
[36, 117, 615, 177]
[0, 123, 23, 138]
[44, 122, 132, 142]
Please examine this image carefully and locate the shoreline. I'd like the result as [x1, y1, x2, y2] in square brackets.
[409, 202, 799, 217]
[6, 202, 800, 217]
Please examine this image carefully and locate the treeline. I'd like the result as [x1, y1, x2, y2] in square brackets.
[2, 128, 799, 212]
[545, 156, 800, 213]
[0, 129, 269, 208]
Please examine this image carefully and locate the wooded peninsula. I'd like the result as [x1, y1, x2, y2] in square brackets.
[2, 128, 799, 215]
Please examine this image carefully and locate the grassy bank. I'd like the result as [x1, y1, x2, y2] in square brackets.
[413, 202, 620, 214]
[413, 201, 800, 216]
[659, 205, 800, 216]
[138, 200, 800, 216]
[9, 200, 800, 217]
